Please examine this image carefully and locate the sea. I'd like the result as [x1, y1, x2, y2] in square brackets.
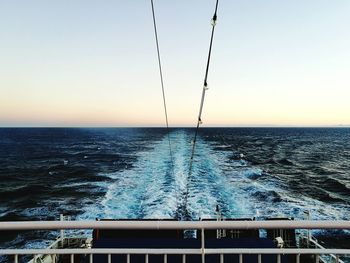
[0, 127, 350, 253]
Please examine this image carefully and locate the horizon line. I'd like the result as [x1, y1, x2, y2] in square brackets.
[0, 125, 349, 129]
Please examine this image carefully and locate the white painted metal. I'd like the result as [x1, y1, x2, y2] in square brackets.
[60, 214, 64, 249]
[300, 235, 345, 263]
[1, 220, 350, 230]
[1, 248, 350, 255]
[204, 249, 350, 255]
[277, 254, 281, 263]
[304, 210, 311, 248]
[239, 253, 243, 263]
[2, 220, 350, 263]
[201, 228, 205, 263]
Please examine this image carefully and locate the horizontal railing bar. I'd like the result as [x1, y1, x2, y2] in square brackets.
[205, 248, 350, 254]
[0, 249, 201, 255]
[1, 248, 350, 255]
[1, 220, 350, 230]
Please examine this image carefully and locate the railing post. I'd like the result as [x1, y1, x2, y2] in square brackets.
[258, 254, 261, 263]
[201, 228, 205, 263]
[336, 255, 339, 263]
[145, 254, 149, 263]
[60, 214, 64, 248]
[14, 254, 18, 263]
[182, 254, 186, 263]
[315, 254, 319, 263]
[304, 210, 311, 248]
[164, 254, 167, 263]
[108, 254, 111, 263]
[239, 254, 243, 263]
[220, 253, 224, 263]
[277, 254, 281, 263]
[296, 254, 300, 263]
[89, 253, 93, 263]
[127, 254, 130, 263]
[70, 254, 74, 263]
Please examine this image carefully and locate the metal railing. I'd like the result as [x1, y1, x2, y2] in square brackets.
[0, 248, 348, 263]
[1, 220, 350, 230]
[0, 220, 349, 263]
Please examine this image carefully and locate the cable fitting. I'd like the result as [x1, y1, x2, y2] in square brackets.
[211, 14, 217, 26]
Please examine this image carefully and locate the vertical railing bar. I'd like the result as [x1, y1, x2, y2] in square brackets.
[277, 254, 281, 263]
[52, 254, 56, 263]
[70, 253, 74, 263]
[239, 254, 243, 263]
[14, 254, 18, 263]
[60, 214, 64, 248]
[220, 253, 224, 263]
[164, 254, 167, 263]
[201, 228, 205, 263]
[145, 254, 149, 263]
[296, 254, 300, 263]
[336, 255, 339, 263]
[182, 254, 186, 263]
[315, 254, 319, 263]
[258, 254, 262, 263]
[127, 254, 130, 263]
[89, 253, 93, 263]
[34, 255, 38, 263]
[108, 253, 111, 263]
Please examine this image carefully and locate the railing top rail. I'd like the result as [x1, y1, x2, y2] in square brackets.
[1, 248, 350, 255]
[0, 220, 350, 230]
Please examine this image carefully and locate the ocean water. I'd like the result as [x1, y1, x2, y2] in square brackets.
[0, 127, 350, 250]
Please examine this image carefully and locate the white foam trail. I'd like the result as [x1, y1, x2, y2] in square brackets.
[79, 130, 188, 219]
[79, 130, 349, 222]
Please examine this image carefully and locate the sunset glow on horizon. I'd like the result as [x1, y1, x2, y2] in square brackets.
[1, 1, 350, 127]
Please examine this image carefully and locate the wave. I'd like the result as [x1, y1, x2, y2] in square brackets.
[74, 129, 350, 223]
[323, 178, 350, 196]
[276, 158, 294, 166]
[1, 128, 350, 250]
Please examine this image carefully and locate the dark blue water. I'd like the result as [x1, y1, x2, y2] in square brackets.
[1, 128, 350, 250]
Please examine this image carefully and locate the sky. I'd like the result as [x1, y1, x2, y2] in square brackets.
[0, 0, 350, 127]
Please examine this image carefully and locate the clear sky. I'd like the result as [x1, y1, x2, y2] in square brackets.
[1, 0, 349, 127]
